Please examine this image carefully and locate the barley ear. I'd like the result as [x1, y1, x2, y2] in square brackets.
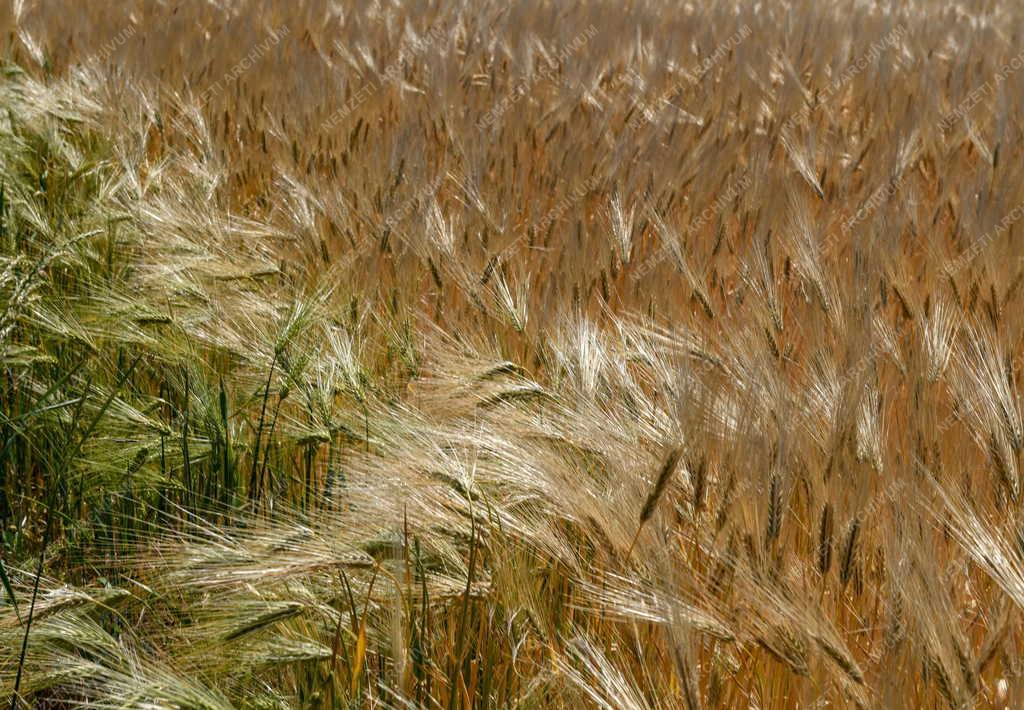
[624, 446, 683, 563]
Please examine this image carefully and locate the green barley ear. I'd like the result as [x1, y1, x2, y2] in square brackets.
[127, 447, 149, 477]
[222, 602, 304, 641]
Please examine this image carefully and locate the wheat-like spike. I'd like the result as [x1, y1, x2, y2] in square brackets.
[840, 519, 860, 589]
[640, 447, 684, 524]
[756, 623, 811, 677]
[814, 632, 865, 686]
[691, 454, 707, 515]
[818, 503, 834, 576]
[976, 603, 1014, 677]
[927, 654, 963, 710]
[765, 471, 782, 546]
[624, 446, 683, 563]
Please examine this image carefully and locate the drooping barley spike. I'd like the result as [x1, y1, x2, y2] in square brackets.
[814, 633, 865, 685]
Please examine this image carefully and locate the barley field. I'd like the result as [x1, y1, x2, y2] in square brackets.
[1, 0, 1023, 707]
